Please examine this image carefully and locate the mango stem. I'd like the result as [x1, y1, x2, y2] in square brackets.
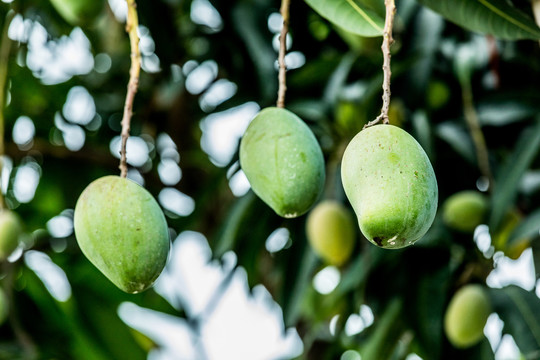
[364, 0, 396, 129]
[119, 0, 142, 178]
[276, 0, 291, 109]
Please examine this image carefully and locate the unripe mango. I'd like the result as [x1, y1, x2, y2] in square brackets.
[0, 211, 22, 260]
[444, 284, 491, 348]
[442, 191, 488, 233]
[74, 176, 170, 294]
[341, 124, 438, 249]
[306, 201, 355, 266]
[239, 107, 325, 218]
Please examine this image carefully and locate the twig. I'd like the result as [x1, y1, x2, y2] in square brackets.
[119, 0, 142, 178]
[4, 262, 37, 358]
[276, 0, 291, 108]
[461, 79, 494, 190]
[0, 10, 15, 210]
[364, 0, 396, 129]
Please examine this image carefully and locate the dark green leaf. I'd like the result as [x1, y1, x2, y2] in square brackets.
[304, 0, 384, 37]
[477, 101, 539, 126]
[489, 117, 540, 230]
[417, 0, 540, 40]
[435, 122, 476, 164]
[489, 285, 540, 355]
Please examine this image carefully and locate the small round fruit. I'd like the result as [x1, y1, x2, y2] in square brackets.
[0, 211, 22, 260]
[427, 80, 451, 110]
[306, 201, 355, 266]
[444, 284, 491, 349]
[74, 176, 170, 294]
[341, 124, 438, 249]
[240, 107, 325, 218]
[442, 191, 488, 233]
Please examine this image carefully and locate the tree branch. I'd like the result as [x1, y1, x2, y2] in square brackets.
[276, 0, 291, 108]
[364, 0, 396, 129]
[461, 80, 494, 190]
[119, 0, 142, 178]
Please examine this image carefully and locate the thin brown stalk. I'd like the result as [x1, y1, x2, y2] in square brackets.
[461, 82, 494, 190]
[119, 0, 142, 178]
[276, 0, 291, 108]
[364, 0, 396, 129]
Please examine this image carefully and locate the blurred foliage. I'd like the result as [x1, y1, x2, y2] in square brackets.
[0, 0, 540, 359]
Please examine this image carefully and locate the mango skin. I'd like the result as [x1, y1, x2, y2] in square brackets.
[0, 211, 22, 260]
[239, 107, 325, 218]
[74, 176, 170, 294]
[442, 191, 488, 233]
[341, 125, 438, 249]
[444, 284, 491, 349]
[306, 201, 355, 266]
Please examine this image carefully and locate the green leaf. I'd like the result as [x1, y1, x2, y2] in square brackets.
[532, 241, 540, 279]
[360, 298, 404, 360]
[417, 0, 540, 40]
[508, 208, 540, 246]
[304, 0, 384, 37]
[489, 117, 540, 230]
[411, 266, 450, 359]
[435, 122, 476, 164]
[489, 286, 540, 355]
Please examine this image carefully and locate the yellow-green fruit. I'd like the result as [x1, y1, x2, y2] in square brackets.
[306, 201, 355, 266]
[341, 125, 438, 249]
[444, 284, 491, 348]
[427, 80, 451, 110]
[0, 211, 22, 260]
[240, 107, 325, 218]
[50, 0, 105, 26]
[442, 191, 488, 233]
[0, 288, 8, 325]
[74, 176, 170, 294]
[492, 209, 530, 260]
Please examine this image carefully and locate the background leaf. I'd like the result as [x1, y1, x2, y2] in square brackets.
[417, 0, 540, 40]
[304, 0, 384, 37]
[489, 286, 540, 356]
[489, 117, 540, 230]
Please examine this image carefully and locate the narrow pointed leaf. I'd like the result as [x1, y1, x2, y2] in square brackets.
[418, 0, 540, 40]
[489, 117, 540, 230]
[304, 0, 384, 37]
[489, 286, 540, 355]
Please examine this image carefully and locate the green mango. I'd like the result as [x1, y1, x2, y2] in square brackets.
[74, 176, 170, 294]
[341, 124, 438, 249]
[442, 190, 488, 233]
[444, 284, 491, 348]
[0, 211, 22, 260]
[306, 200, 355, 266]
[239, 107, 325, 218]
[50, 0, 105, 26]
